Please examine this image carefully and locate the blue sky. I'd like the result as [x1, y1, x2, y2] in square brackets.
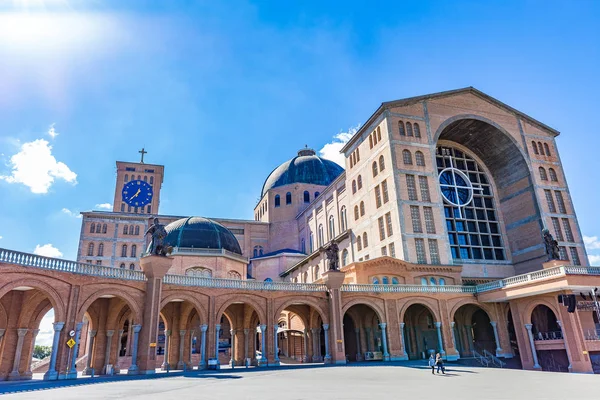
[1, 0, 600, 266]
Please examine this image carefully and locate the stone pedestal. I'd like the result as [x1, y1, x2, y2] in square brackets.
[322, 270, 346, 365]
[542, 260, 569, 269]
[137, 255, 174, 374]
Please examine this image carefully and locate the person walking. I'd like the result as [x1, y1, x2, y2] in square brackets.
[428, 354, 436, 374]
[435, 353, 445, 374]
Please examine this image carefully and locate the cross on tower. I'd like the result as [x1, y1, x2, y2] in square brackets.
[139, 148, 147, 164]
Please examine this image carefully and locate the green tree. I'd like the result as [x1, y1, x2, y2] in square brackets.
[33, 345, 52, 360]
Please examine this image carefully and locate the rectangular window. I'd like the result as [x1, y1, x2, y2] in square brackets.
[551, 217, 563, 241]
[555, 191, 567, 214]
[559, 246, 569, 261]
[229, 228, 245, 235]
[410, 206, 422, 233]
[95, 260, 102, 265]
[428, 239, 440, 264]
[389, 242, 396, 258]
[415, 239, 427, 264]
[406, 175, 418, 201]
[569, 247, 581, 266]
[382, 180, 389, 203]
[562, 219, 574, 242]
[424, 207, 436, 234]
[545, 190, 556, 213]
[418, 176, 431, 202]
[378, 217, 386, 240]
[144, 169, 155, 173]
[364, 255, 370, 261]
[381, 246, 388, 256]
[125, 167, 136, 171]
[375, 185, 382, 208]
[385, 212, 394, 236]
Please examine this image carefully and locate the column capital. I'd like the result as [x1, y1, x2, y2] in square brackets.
[450, 321, 455, 328]
[525, 323, 533, 331]
[165, 330, 172, 336]
[32, 329, 40, 336]
[322, 324, 330, 331]
[75, 322, 84, 330]
[53, 322, 65, 332]
[244, 328, 249, 335]
[200, 324, 208, 332]
[434, 321, 442, 328]
[89, 330, 97, 337]
[215, 324, 221, 330]
[179, 330, 186, 337]
[365, 326, 372, 332]
[311, 327, 319, 334]
[379, 323, 387, 330]
[231, 329, 237, 335]
[399, 322, 405, 328]
[17, 328, 28, 337]
[490, 321, 497, 327]
[556, 320, 563, 328]
[355, 328, 360, 333]
[118, 329, 124, 336]
[132, 324, 142, 333]
[259, 324, 267, 332]
[0, 328, 5, 338]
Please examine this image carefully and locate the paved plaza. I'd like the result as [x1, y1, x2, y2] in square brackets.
[1, 364, 598, 399]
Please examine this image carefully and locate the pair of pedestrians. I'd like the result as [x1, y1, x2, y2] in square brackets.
[428, 353, 445, 374]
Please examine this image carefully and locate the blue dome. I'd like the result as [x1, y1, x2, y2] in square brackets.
[163, 217, 242, 255]
[261, 148, 344, 197]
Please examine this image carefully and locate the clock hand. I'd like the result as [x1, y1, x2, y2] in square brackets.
[129, 189, 141, 201]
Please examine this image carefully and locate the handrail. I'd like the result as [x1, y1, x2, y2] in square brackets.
[483, 349, 505, 368]
[0, 248, 147, 281]
[472, 350, 489, 367]
[341, 284, 476, 293]
[163, 274, 327, 292]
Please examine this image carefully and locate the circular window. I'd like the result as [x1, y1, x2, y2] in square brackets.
[438, 167, 473, 207]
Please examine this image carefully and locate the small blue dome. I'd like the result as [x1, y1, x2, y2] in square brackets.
[164, 217, 242, 255]
[261, 148, 344, 197]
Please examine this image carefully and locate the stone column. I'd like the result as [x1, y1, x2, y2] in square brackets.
[44, 322, 65, 380]
[323, 324, 331, 362]
[161, 330, 171, 370]
[83, 330, 97, 375]
[311, 328, 320, 362]
[556, 320, 572, 371]
[399, 322, 408, 360]
[464, 325, 474, 354]
[127, 324, 142, 374]
[230, 329, 237, 368]
[103, 330, 114, 374]
[490, 321, 502, 357]
[449, 322, 459, 359]
[525, 324, 541, 369]
[199, 325, 207, 369]
[303, 328, 309, 362]
[67, 322, 84, 379]
[354, 328, 362, 361]
[177, 330, 186, 369]
[365, 327, 372, 352]
[243, 329, 249, 364]
[9, 328, 28, 379]
[273, 326, 280, 364]
[24, 329, 40, 377]
[115, 329, 124, 373]
[188, 330, 195, 369]
[214, 324, 221, 365]
[379, 323, 390, 360]
[434, 322, 445, 355]
[259, 324, 267, 366]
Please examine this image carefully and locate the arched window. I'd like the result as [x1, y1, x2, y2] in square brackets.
[357, 175, 363, 189]
[186, 267, 212, 277]
[354, 206, 359, 220]
[315, 192, 320, 199]
[439, 278, 446, 286]
[119, 263, 125, 269]
[314, 265, 320, 280]
[102, 224, 107, 234]
[363, 232, 368, 247]
[88, 243, 94, 256]
[143, 176, 147, 182]
[304, 191, 310, 203]
[413, 123, 421, 138]
[98, 243, 104, 256]
[382, 276, 389, 284]
[415, 151, 425, 166]
[369, 135, 373, 148]
[124, 174, 129, 182]
[122, 244, 127, 257]
[352, 180, 357, 194]
[372, 161, 378, 177]
[377, 126, 381, 142]
[318, 224, 324, 247]
[274, 195, 281, 207]
[137, 175, 141, 180]
[135, 226, 140, 235]
[286, 192, 292, 205]
[403, 150, 412, 165]
[129, 263, 135, 270]
[301, 238, 306, 253]
[538, 141, 544, 155]
[379, 155, 385, 171]
[121, 204, 125, 212]
[549, 168, 558, 182]
[90, 223, 95, 233]
[342, 249, 348, 266]
[329, 215, 335, 239]
[123, 225, 128, 235]
[421, 277, 428, 285]
[406, 122, 413, 137]
[544, 143, 551, 156]
[372, 277, 379, 284]
[253, 245, 264, 257]
[131, 245, 137, 258]
[264, 278, 273, 282]
[340, 206, 347, 231]
[227, 271, 242, 280]
[309, 232, 314, 253]
[398, 121, 405, 136]
[531, 141, 539, 155]
[150, 176, 154, 185]
[360, 201, 365, 216]
[357, 236, 362, 251]
[391, 277, 399, 285]
[303, 271, 308, 283]
[430, 277, 437, 285]
[95, 223, 101, 233]
[539, 167, 548, 181]
[293, 277, 298, 283]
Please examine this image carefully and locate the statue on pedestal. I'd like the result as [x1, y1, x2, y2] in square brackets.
[145, 218, 171, 256]
[325, 241, 340, 271]
[543, 228, 560, 261]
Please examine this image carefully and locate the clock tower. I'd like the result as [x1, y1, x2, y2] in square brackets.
[112, 149, 164, 214]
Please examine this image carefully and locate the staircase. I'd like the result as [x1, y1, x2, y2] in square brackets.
[457, 347, 508, 369]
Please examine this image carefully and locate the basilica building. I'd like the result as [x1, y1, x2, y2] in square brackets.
[1, 87, 599, 381]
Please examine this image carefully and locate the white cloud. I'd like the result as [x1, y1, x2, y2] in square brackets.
[35, 309, 55, 347]
[588, 255, 600, 266]
[47, 123, 58, 139]
[318, 125, 361, 167]
[0, 236, 3, 240]
[584, 236, 600, 251]
[0, 139, 77, 194]
[61, 208, 81, 218]
[33, 244, 63, 258]
[95, 203, 112, 210]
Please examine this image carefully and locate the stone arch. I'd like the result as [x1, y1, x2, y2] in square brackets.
[160, 292, 208, 325]
[522, 299, 561, 325]
[0, 302, 7, 328]
[274, 297, 329, 325]
[76, 287, 143, 324]
[449, 298, 495, 322]
[0, 277, 66, 322]
[342, 297, 385, 323]
[398, 298, 441, 323]
[215, 294, 267, 326]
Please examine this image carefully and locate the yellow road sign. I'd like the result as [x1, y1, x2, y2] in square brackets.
[150, 343, 157, 347]
[66, 338, 76, 348]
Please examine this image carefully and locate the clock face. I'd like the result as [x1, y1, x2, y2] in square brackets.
[122, 180, 153, 207]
